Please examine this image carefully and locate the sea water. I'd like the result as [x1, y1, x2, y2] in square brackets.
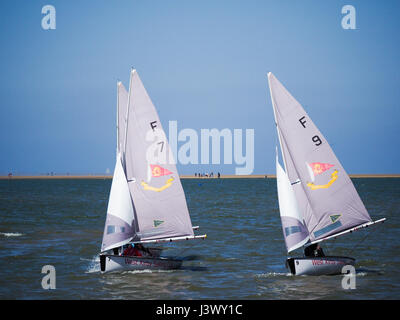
[0, 178, 398, 299]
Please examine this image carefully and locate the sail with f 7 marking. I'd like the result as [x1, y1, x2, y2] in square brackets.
[124, 69, 195, 242]
[100, 70, 205, 272]
[268, 72, 373, 243]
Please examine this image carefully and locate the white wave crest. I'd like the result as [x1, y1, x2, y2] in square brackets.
[0, 232, 23, 237]
[123, 269, 174, 274]
[255, 272, 292, 278]
[85, 255, 101, 273]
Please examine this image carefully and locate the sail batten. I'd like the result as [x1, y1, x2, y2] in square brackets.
[268, 72, 372, 243]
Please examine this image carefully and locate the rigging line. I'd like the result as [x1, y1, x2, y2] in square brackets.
[347, 232, 371, 257]
[174, 239, 199, 257]
[275, 122, 281, 160]
[322, 240, 329, 256]
[347, 221, 383, 256]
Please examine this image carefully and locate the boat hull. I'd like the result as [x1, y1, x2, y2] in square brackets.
[286, 256, 355, 276]
[100, 254, 182, 273]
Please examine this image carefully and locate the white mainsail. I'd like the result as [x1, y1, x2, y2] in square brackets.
[276, 152, 309, 252]
[101, 82, 134, 252]
[101, 152, 135, 251]
[268, 72, 383, 247]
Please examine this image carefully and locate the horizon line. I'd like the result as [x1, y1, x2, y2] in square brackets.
[1, 174, 400, 180]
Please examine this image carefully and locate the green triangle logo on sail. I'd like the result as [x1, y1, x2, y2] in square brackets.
[330, 214, 341, 223]
[154, 220, 164, 227]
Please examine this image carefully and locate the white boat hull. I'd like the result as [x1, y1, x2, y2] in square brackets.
[100, 254, 182, 273]
[286, 256, 355, 276]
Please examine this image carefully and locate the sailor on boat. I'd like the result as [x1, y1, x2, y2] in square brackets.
[304, 243, 325, 257]
[122, 244, 152, 257]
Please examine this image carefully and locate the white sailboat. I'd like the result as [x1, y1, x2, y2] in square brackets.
[100, 69, 206, 273]
[268, 72, 385, 276]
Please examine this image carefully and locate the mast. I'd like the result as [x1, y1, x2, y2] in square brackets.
[100, 79, 136, 252]
[116, 80, 120, 155]
[123, 68, 134, 166]
[268, 72, 287, 172]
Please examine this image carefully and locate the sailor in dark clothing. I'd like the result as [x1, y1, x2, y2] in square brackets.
[304, 243, 325, 257]
[135, 243, 152, 256]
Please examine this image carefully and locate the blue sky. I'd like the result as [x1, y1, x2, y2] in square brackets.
[0, 0, 399, 175]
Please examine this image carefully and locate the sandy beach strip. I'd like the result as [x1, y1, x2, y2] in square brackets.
[184, 174, 400, 179]
[1, 174, 399, 180]
[0, 175, 112, 180]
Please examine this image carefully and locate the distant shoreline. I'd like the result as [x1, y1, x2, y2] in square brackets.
[1, 174, 400, 180]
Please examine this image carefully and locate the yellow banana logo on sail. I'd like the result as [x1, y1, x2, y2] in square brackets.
[141, 177, 174, 192]
[307, 170, 338, 190]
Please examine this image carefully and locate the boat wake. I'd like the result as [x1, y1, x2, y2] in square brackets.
[176, 255, 201, 261]
[355, 267, 383, 276]
[0, 232, 23, 237]
[83, 255, 202, 274]
[83, 256, 100, 273]
[256, 272, 293, 278]
[256, 269, 373, 278]
[123, 269, 175, 274]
